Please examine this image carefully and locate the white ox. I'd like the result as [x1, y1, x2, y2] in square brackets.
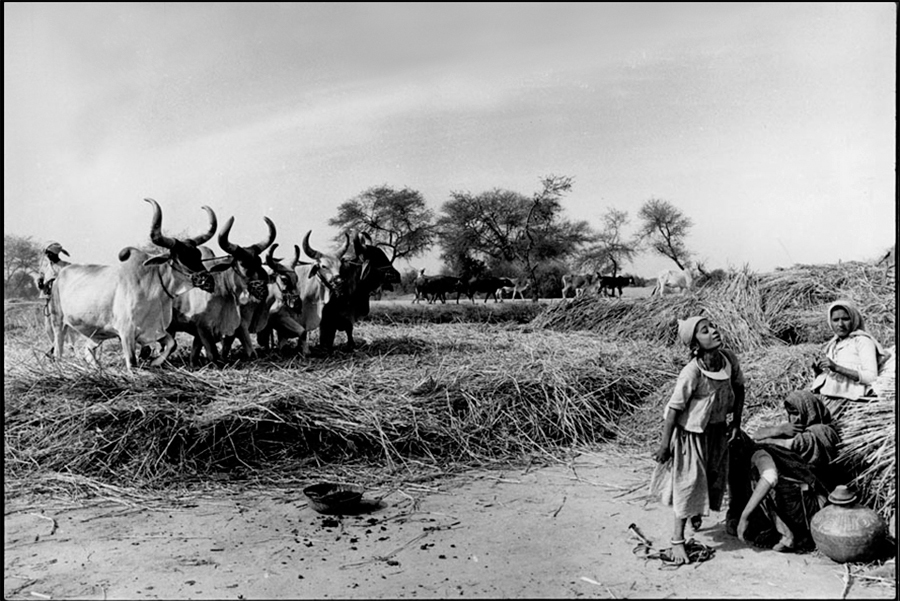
[651, 267, 694, 295]
[289, 231, 349, 355]
[50, 199, 230, 371]
[500, 277, 532, 300]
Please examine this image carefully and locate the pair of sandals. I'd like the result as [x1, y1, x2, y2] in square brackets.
[633, 538, 716, 569]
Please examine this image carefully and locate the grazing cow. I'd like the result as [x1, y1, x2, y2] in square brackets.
[561, 273, 599, 299]
[318, 232, 401, 350]
[651, 268, 694, 295]
[218, 216, 278, 360]
[168, 215, 250, 366]
[461, 276, 515, 303]
[598, 275, 635, 298]
[501, 277, 532, 300]
[50, 199, 229, 371]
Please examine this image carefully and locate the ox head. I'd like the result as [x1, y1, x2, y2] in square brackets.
[351, 232, 401, 294]
[265, 243, 301, 310]
[300, 230, 350, 296]
[218, 215, 276, 302]
[142, 198, 232, 293]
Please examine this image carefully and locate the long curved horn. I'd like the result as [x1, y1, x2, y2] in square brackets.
[190, 205, 218, 246]
[353, 232, 366, 257]
[145, 198, 176, 249]
[336, 232, 350, 259]
[265, 243, 282, 270]
[248, 217, 276, 256]
[291, 244, 300, 268]
[302, 231, 321, 260]
[218, 216, 239, 255]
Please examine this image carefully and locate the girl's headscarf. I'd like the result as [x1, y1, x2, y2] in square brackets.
[785, 391, 840, 468]
[825, 299, 888, 368]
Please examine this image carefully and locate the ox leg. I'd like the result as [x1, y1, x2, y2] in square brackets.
[319, 322, 337, 350]
[236, 324, 257, 360]
[275, 315, 306, 354]
[84, 339, 105, 367]
[151, 333, 177, 367]
[298, 332, 310, 356]
[221, 334, 235, 361]
[196, 326, 221, 365]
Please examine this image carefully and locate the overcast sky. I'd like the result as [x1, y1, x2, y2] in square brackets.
[4, 2, 896, 278]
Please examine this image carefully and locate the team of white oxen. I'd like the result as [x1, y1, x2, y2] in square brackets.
[37, 198, 400, 372]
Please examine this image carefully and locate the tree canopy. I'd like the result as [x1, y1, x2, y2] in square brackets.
[329, 185, 436, 262]
[437, 175, 593, 282]
[4, 234, 42, 299]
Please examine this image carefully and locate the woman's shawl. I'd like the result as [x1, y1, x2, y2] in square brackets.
[785, 391, 840, 469]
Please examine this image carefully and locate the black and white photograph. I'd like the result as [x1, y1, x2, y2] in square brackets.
[5, 3, 896, 599]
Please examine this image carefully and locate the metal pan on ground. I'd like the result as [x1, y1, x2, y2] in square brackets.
[303, 483, 365, 514]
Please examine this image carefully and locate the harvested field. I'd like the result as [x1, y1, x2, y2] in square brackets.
[4, 261, 895, 521]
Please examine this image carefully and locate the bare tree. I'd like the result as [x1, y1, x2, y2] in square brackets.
[329, 185, 436, 262]
[580, 208, 638, 276]
[636, 198, 693, 269]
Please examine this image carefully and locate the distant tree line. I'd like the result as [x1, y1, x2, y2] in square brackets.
[330, 175, 695, 299]
[5, 176, 695, 300]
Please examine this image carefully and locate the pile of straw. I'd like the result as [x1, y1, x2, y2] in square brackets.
[533, 266, 775, 353]
[534, 262, 895, 349]
[4, 326, 679, 490]
[836, 345, 896, 521]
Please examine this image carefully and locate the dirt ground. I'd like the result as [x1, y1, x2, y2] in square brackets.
[5, 447, 896, 600]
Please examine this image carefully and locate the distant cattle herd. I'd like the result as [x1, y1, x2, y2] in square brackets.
[32, 199, 703, 371]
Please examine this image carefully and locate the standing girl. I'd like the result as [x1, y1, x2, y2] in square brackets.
[652, 316, 745, 565]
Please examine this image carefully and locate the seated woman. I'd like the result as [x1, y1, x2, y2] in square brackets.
[809, 299, 888, 420]
[751, 391, 841, 489]
[729, 392, 838, 552]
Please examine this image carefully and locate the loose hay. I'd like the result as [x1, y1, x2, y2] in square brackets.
[835, 346, 896, 523]
[534, 262, 895, 349]
[4, 326, 679, 493]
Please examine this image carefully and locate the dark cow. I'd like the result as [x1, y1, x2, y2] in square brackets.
[418, 275, 464, 304]
[461, 276, 515, 303]
[318, 232, 401, 350]
[598, 275, 635, 298]
[561, 272, 600, 299]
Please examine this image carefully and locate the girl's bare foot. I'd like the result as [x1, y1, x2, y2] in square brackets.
[670, 542, 691, 565]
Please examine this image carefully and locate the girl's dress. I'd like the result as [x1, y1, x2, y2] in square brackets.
[651, 349, 744, 519]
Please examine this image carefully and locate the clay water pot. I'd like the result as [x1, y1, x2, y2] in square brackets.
[810, 485, 887, 563]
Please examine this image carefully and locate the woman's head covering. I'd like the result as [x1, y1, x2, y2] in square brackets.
[824, 298, 888, 369]
[677, 315, 706, 347]
[827, 299, 864, 332]
[784, 391, 840, 468]
[785, 390, 832, 426]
